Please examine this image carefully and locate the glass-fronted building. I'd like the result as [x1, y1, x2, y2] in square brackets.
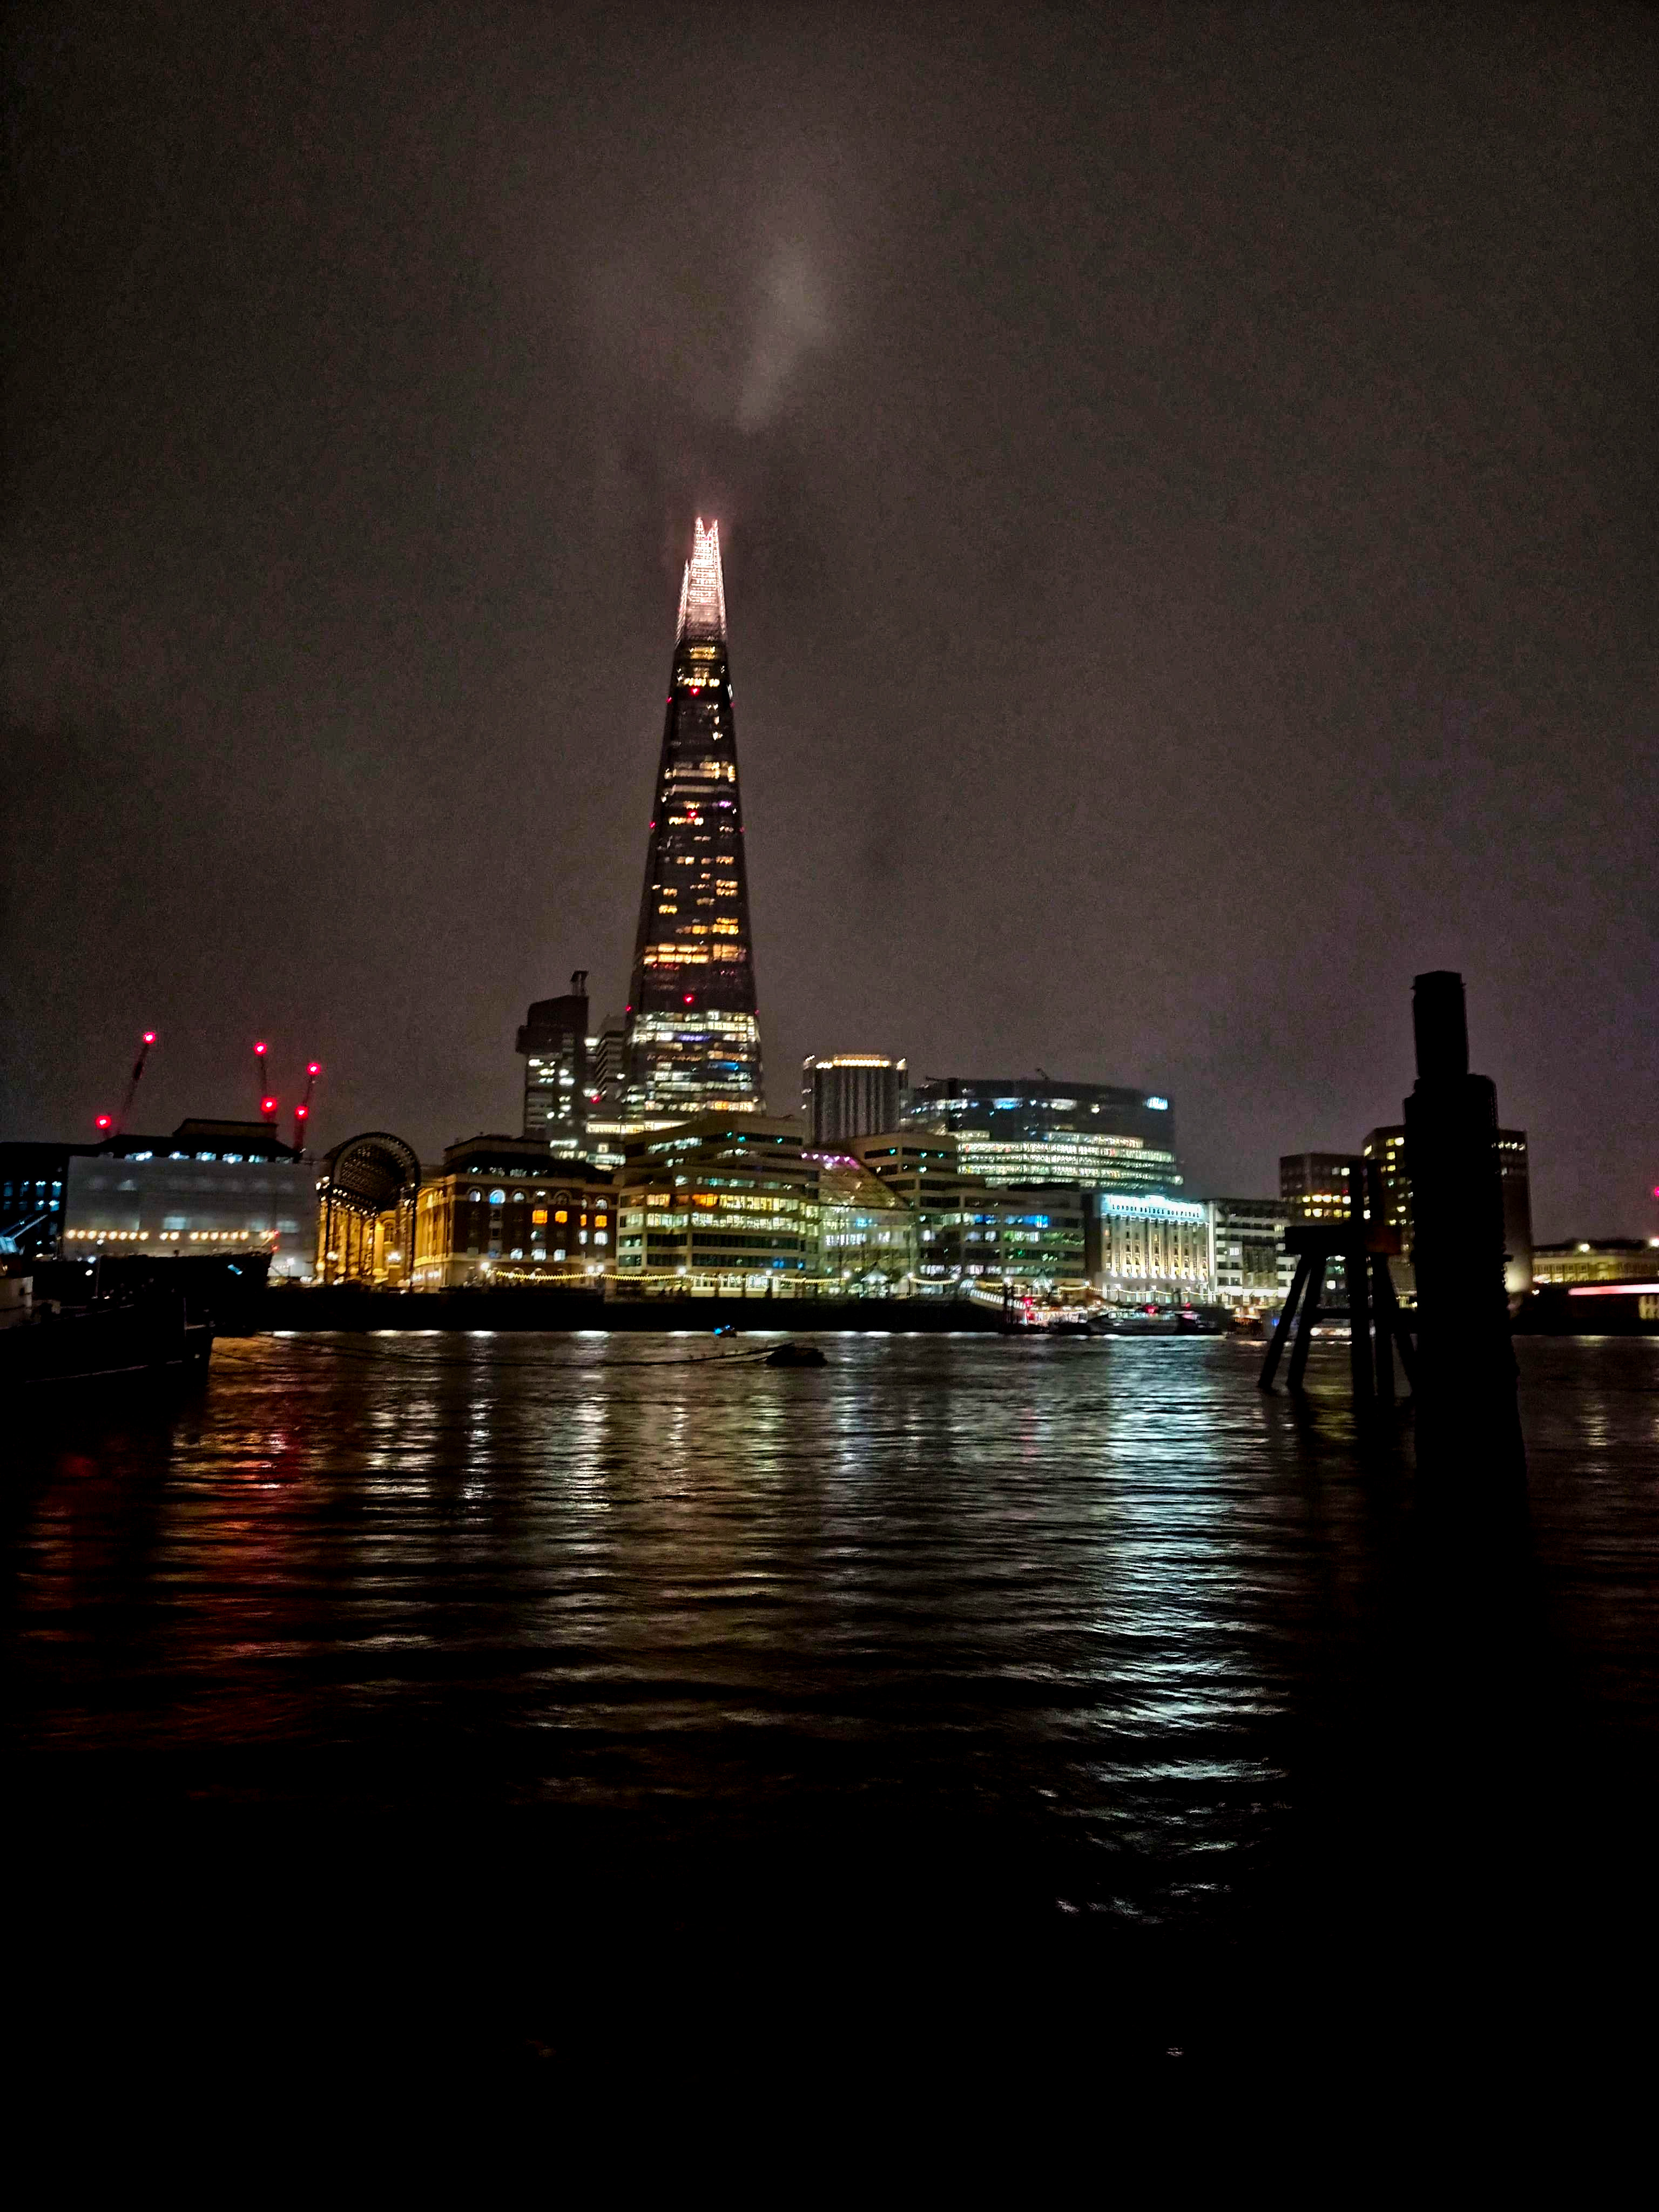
[614, 1116, 817, 1295]
[902, 1078, 1180, 1199]
[624, 521, 764, 1118]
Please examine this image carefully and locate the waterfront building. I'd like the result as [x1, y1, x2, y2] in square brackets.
[613, 1115, 818, 1295]
[1280, 1150, 1357, 1303]
[315, 1132, 422, 1287]
[802, 1055, 907, 1149]
[848, 1132, 989, 1291]
[901, 1078, 1181, 1198]
[1363, 1123, 1533, 1298]
[1206, 1197, 1296, 1311]
[623, 521, 764, 1117]
[0, 1141, 84, 1260]
[816, 1159, 918, 1293]
[987, 1186, 1090, 1291]
[63, 1119, 316, 1278]
[1532, 1238, 1659, 1287]
[1089, 1193, 1211, 1304]
[410, 1134, 611, 1289]
[518, 973, 591, 1155]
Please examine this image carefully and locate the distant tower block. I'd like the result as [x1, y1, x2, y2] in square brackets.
[802, 1055, 907, 1148]
[623, 521, 764, 1116]
[518, 971, 591, 1155]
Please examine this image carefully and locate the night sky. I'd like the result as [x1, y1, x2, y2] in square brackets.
[4, 4, 1654, 1236]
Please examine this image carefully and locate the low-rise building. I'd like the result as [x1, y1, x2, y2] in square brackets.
[63, 1120, 316, 1279]
[849, 1133, 988, 1293]
[1, 1141, 85, 1260]
[816, 1159, 917, 1292]
[1089, 1193, 1212, 1304]
[410, 1134, 612, 1288]
[1206, 1197, 1296, 1311]
[613, 1115, 819, 1295]
[1532, 1238, 1659, 1287]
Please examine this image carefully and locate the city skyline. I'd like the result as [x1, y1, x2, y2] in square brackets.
[2, 9, 1654, 1239]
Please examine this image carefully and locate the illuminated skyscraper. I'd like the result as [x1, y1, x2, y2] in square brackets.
[623, 522, 763, 1117]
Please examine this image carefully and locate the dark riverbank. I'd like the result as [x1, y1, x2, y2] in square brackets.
[244, 1287, 1004, 1333]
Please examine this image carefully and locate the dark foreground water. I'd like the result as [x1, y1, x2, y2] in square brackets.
[7, 1330, 1659, 2082]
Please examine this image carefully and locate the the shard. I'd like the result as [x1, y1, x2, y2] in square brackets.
[623, 521, 764, 1116]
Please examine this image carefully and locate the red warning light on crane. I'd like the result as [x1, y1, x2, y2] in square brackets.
[95, 1114, 113, 1132]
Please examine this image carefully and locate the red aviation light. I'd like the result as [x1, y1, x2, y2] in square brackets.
[295, 1103, 309, 1121]
[683, 994, 695, 1005]
[254, 1041, 267, 1057]
[261, 1096, 277, 1115]
[307, 1062, 321, 1078]
[143, 1030, 157, 1046]
[95, 1114, 113, 1132]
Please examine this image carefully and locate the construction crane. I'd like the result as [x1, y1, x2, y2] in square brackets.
[293, 1061, 321, 1150]
[96, 1028, 158, 1136]
[255, 1040, 278, 1126]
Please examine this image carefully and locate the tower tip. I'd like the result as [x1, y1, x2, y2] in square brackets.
[676, 517, 727, 643]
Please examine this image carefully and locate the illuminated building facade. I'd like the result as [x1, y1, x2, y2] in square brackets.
[850, 1134, 988, 1290]
[815, 1159, 918, 1292]
[518, 972, 591, 1155]
[902, 1078, 1180, 1198]
[1089, 1194, 1212, 1304]
[1205, 1197, 1296, 1311]
[614, 1116, 817, 1294]
[1533, 1238, 1659, 1286]
[1, 1142, 79, 1260]
[803, 1055, 906, 1148]
[63, 1120, 316, 1278]
[624, 521, 764, 1117]
[411, 1134, 612, 1289]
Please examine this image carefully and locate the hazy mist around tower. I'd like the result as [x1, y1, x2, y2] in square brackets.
[2, 5, 1655, 1237]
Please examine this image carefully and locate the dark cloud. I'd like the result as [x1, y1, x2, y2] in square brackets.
[3, 2, 1655, 1235]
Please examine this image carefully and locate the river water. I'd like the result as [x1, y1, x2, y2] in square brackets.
[7, 1330, 1659, 2078]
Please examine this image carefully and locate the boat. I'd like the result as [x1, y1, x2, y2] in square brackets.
[2, 1266, 214, 1387]
[766, 1341, 826, 1367]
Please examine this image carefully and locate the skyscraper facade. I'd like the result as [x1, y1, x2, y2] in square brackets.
[624, 522, 764, 1117]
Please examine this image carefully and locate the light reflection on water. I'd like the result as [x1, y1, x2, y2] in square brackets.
[6, 1331, 1659, 2057]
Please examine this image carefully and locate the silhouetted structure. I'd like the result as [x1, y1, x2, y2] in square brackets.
[1260, 1156, 1414, 1406]
[1404, 972, 1525, 1477]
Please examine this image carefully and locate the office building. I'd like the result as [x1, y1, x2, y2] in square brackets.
[987, 1186, 1090, 1290]
[902, 1078, 1181, 1198]
[0, 1142, 83, 1260]
[850, 1133, 988, 1292]
[1206, 1197, 1296, 1311]
[1363, 1123, 1532, 1297]
[802, 1055, 907, 1149]
[613, 1115, 817, 1294]
[1089, 1193, 1211, 1304]
[518, 973, 591, 1155]
[63, 1120, 315, 1279]
[410, 1134, 612, 1289]
[1532, 1238, 1659, 1287]
[623, 521, 764, 1117]
[817, 1160, 918, 1292]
